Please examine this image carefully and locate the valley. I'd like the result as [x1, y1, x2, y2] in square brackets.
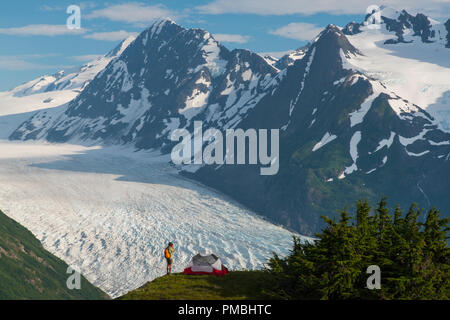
[0, 139, 299, 298]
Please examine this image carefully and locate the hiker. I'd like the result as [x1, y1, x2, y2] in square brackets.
[164, 242, 175, 275]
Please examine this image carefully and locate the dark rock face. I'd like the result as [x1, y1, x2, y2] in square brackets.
[412, 13, 434, 43]
[382, 10, 413, 43]
[343, 22, 362, 35]
[380, 10, 442, 45]
[446, 19, 450, 48]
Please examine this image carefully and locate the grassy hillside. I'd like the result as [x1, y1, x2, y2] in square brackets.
[119, 271, 274, 300]
[0, 209, 109, 300]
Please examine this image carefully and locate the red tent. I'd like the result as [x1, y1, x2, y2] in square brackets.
[183, 253, 229, 276]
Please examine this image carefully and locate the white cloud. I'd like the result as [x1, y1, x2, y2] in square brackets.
[40, 2, 96, 12]
[18, 53, 61, 59]
[0, 56, 67, 71]
[83, 30, 139, 41]
[270, 23, 323, 41]
[40, 5, 64, 12]
[213, 33, 250, 43]
[0, 57, 40, 70]
[78, 2, 98, 10]
[85, 3, 173, 23]
[0, 25, 86, 36]
[197, 0, 450, 17]
[70, 54, 103, 62]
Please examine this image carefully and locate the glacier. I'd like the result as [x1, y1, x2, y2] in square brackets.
[0, 139, 303, 298]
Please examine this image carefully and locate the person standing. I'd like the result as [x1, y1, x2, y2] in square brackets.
[164, 242, 175, 275]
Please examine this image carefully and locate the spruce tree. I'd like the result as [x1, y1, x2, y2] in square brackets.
[267, 198, 450, 300]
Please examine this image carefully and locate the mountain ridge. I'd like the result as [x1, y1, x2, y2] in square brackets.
[7, 12, 450, 234]
[190, 22, 450, 234]
[10, 36, 136, 97]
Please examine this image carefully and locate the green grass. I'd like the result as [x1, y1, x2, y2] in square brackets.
[119, 271, 276, 300]
[0, 209, 109, 300]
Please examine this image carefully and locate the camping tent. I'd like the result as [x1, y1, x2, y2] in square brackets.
[183, 253, 229, 276]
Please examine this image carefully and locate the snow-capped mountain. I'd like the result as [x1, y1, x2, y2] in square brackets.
[259, 54, 278, 67]
[192, 22, 450, 234]
[6, 9, 448, 297]
[0, 24, 301, 298]
[0, 36, 135, 139]
[11, 19, 277, 149]
[9, 12, 450, 234]
[10, 36, 136, 97]
[274, 45, 309, 70]
[344, 6, 449, 46]
[342, 6, 450, 131]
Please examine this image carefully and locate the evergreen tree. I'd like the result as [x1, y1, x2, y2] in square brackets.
[267, 198, 450, 300]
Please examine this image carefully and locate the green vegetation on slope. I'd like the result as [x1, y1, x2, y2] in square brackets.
[119, 271, 274, 300]
[120, 198, 449, 300]
[268, 198, 450, 300]
[0, 210, 109, 300]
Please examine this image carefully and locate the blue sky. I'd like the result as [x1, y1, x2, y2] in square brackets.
[0, 0, 449, 91]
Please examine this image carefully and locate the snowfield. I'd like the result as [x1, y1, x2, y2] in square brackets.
[346, 26, 450, 131]
[0, 90, 78, 139]
[0, 140, 302, 298]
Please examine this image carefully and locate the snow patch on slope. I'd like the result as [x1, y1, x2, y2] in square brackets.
[349, 81, 383, 126]
[312, 132, 337, 152]
[344, 131, 362, 176]
[373, 131, 396, 153]
[289, 47, 316, 117]
[399, 128, 430, 146]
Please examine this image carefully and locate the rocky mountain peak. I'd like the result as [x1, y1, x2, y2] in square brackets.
[314, 24, 360, 57]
